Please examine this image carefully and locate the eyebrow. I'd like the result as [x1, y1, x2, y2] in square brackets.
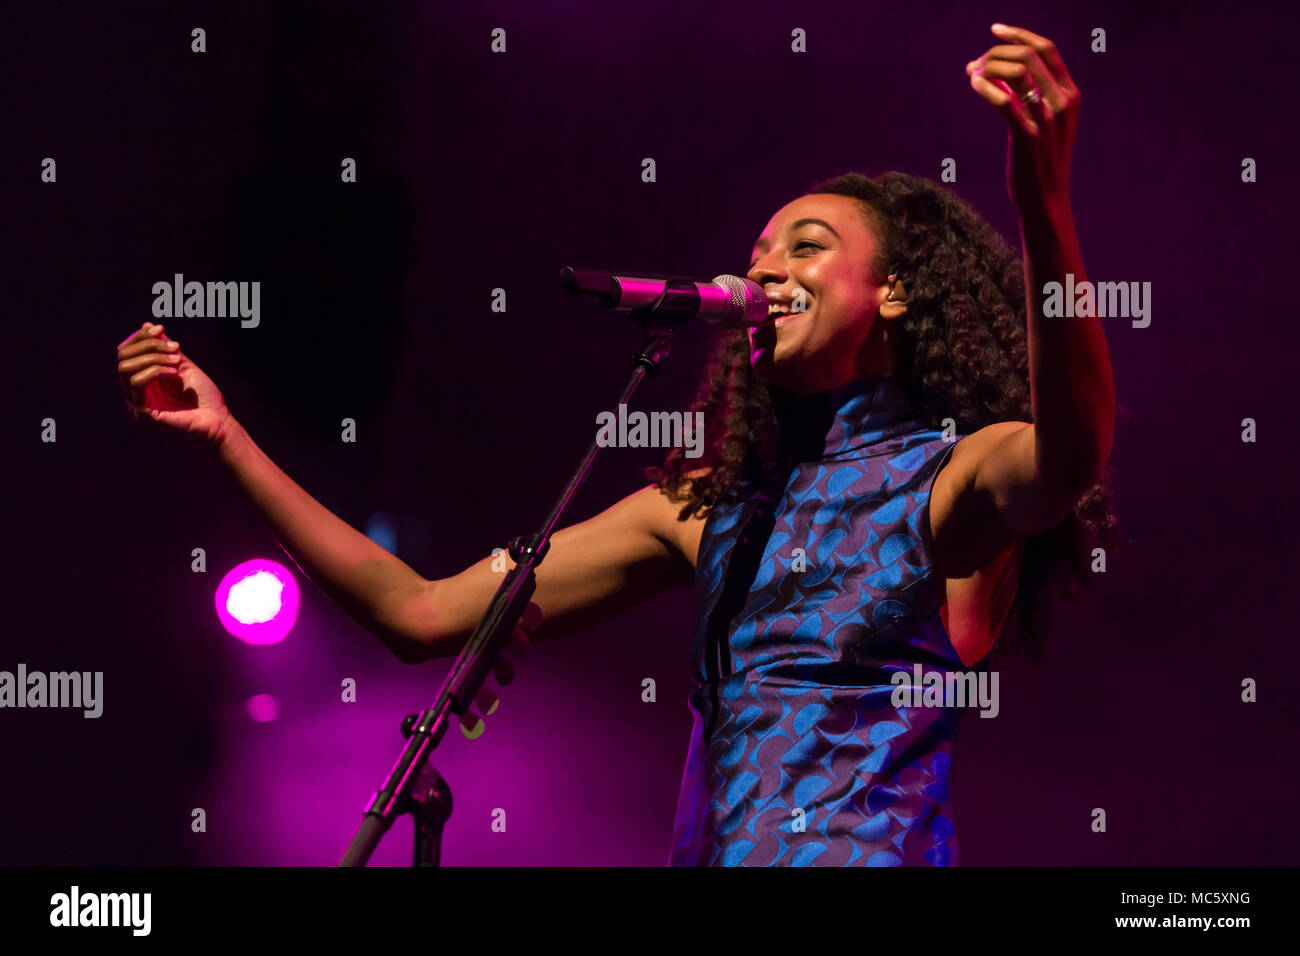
[751, 218, 842, 254]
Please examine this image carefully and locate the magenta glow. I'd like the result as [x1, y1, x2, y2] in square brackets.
[215, 559, 300, 645]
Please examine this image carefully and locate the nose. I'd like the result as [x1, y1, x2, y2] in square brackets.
[747, 250, 787, 286]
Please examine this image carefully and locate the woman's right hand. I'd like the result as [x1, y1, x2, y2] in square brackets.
[116, 321, 232, 444]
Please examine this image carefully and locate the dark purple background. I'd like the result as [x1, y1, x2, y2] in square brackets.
[2, 0, 1297, 865]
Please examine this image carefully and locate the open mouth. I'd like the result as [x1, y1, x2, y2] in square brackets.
[762, 309, 807, 328]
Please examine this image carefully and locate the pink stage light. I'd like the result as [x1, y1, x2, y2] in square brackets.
[245, 693, 281, 723]
[215, 559, 300, 645]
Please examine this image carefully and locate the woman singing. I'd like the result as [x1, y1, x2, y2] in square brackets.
[116, 23, 1115, 866]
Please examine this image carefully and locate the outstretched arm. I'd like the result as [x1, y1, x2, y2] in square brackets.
[117, 322, 696, 665]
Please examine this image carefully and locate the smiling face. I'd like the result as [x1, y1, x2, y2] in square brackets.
[746, 193, 904, 393]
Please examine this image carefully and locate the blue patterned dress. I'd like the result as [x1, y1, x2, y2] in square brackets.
[669, 374, 974, 866]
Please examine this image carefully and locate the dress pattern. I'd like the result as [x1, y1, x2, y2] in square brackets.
[669, 375, 973, 866]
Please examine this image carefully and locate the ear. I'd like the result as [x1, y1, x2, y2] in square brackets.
[878, 273, 908, 320]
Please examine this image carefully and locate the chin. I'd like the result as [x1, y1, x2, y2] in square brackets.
[749, 327, 795, 384]
[749, 325, 830, 392]
[750, 351, 818, 393]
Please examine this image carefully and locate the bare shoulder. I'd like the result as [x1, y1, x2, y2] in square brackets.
[931, 422, 1032, 513]
[638, 467, 712, 571]
[929, 422, 1031, 577]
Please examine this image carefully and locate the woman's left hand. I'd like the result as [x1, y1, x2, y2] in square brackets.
[966, 23, 1080, 211]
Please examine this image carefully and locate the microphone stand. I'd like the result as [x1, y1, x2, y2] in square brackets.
[339, 301, 680, 867]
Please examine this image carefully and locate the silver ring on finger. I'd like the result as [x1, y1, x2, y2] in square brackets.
[1019, 86, 1042, 106]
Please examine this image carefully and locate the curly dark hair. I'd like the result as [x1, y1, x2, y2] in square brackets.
[646, 170, 1119, 667]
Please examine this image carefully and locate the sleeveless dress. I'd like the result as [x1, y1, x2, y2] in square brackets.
[669, 374, 975, 866]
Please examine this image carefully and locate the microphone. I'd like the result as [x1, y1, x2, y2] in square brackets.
[560, 267, 769, 329]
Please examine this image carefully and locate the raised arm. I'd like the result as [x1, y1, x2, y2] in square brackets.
[954, 23, 1115, 543]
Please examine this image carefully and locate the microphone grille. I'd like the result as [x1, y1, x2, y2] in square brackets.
[711, 274, 768, 327]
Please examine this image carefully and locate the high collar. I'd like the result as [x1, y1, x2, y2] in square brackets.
[767, 374, 920, 464]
